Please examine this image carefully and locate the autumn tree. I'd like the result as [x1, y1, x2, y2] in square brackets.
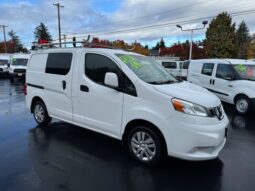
[34, 22, 52, 43]
[204, 12, 237, 58]
[7, 30, 26, 53]
[236, 21, 250, 59]
[246, 34, 255, 59]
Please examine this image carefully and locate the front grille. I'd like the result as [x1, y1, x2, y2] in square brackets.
[14, 69, 26, 73]
[0, 68, 3, 72]
[209, 105, 224, 120]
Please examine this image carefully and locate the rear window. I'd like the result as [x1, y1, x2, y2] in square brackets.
[201, 63, 214, 76]
[162, 62, 177, 69]
[45, 53, 72, 75]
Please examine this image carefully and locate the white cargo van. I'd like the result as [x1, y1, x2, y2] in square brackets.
[188, 59, 255, 114]
[156, 60, 189, 80]
[9, 54, 30, 82]
[0, 54, 11, 77]
[26, 47, 228, 165]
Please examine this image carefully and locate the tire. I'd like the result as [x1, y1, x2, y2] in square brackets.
[127, 126, 164, 165]
[234, 95, 252, 115]
[33, 100, 52, 126]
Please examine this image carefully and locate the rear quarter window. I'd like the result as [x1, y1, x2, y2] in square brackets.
[162, 62, 177, 69]
[45, 53, 73, 75]
[29, 54, 48, 72]
[201, 63, 214, 76]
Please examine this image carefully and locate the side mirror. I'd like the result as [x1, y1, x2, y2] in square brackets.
[224, 74, 234, 81]
[104, 72, 119, 88]
[7, 63, 10, 67]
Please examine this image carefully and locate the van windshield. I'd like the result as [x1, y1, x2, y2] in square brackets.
[233, 64, 255, 81]
[116, 54, 178, 84]
[0, 59, 8, 65]
[12, 58, 28, 66]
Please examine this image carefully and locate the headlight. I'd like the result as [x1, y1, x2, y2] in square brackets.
[172, 98, 209, 117]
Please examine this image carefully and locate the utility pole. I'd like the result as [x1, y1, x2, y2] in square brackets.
[62, 34, 67, 47]
[53, 3, 64, 47]
[176, 21, 208, 60]
[0, 25, 8, 53]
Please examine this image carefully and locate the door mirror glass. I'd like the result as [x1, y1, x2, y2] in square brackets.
[224, 74, 234, 80]
[104, 72, 119, 88]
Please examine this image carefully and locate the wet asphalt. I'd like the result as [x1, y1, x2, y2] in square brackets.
[0, 78, 254, 191]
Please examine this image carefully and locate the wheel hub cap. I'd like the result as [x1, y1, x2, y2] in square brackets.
[237, 99, 248, 112]
[34, 104, 45, 123]
[131, 131, 156, 161]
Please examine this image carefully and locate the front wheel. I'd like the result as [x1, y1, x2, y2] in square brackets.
[33, 101, 52, 126]
[127, 126, 164, 165]
[235, 95, 252, 115]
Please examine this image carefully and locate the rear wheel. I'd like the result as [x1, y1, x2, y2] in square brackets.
[33, 101, 52, 126]
[235, 95, 252, 115]
[127, 126, 164, 165]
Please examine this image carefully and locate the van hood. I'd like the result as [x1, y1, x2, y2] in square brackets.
[10, 65, 27, 69]
[153, 81, 221, 108]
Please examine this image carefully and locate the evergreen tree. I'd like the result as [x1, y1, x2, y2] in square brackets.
[34, 22, 52, 43]
[236, 20, 250, 59]
[159, 38, 166, 48]
[8, 30, 24, 52]
[204, 12, 237, 58]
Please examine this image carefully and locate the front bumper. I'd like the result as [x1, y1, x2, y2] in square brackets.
[9, 72, 26, 78]
[164, 113, 229, 161]
[0, 70, 9, 75]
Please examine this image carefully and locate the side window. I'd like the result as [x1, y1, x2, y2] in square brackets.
[85, 53, 137, 96]
[85, 53, 120, 84]
[216, 64, 234, 80]
[201, 63, 214, 76]
[181, 61, 190, 69]
[162, 62, 177, 69]
[45, 53, 73, 75]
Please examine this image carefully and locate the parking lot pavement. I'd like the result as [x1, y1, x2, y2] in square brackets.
[0, 79, 255, 191]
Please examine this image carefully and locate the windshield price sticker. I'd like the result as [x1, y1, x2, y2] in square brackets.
[235, 64, 247, 73]
[119, 55, 142, 69]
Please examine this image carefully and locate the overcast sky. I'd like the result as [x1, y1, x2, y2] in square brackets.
[0, 0, 255, 48]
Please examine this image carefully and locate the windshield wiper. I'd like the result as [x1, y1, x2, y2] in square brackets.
[246, 78, 255, 81]
[148, 80, 177, 85]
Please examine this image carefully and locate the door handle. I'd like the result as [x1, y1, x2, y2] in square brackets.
[62, 80, 66, 90]
[80, 85, 89, 92]
[228, 84, 233, 88]
[212, 79, 215, 85]
[210, 79, 212, 84]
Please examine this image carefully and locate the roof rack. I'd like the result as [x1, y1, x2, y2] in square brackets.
[33, 35, 136, 52]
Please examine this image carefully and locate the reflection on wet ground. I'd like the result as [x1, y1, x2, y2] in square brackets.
[0, 79, 255, 191]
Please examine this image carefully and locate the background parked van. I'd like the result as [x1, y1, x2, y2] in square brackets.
[0, 54, 11, 77]
[9, 54, 30, 82]
[188, 59, 255, 114]
[156, 60, 189, 80]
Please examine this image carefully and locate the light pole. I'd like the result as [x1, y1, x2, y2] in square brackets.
[53, 3, 64, 47]
[176, 21, 208, 60]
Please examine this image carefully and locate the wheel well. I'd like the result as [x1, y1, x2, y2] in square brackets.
[234, 94, 249, 103]
[122, 119, 167, 154]
[30, 96, 44, 113]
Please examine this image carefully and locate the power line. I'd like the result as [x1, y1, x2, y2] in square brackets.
[70, 8, 255, 38]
